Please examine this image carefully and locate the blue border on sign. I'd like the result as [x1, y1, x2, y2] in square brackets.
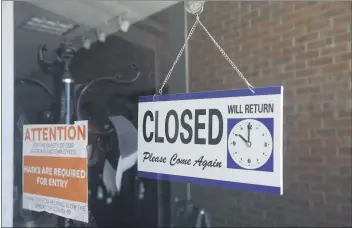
[139, 86, 282, 102]
[138, 86, 283, 195]
[138, 171, 281, 195]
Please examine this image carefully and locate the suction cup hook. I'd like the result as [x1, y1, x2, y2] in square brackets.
[185, 1, 205, 15]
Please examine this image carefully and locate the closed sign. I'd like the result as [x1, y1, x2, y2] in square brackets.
[138, 86, 284, 195]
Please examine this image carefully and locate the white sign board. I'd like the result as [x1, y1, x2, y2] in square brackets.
[138, 87, 283, 195]
[22, 121, 89, 222]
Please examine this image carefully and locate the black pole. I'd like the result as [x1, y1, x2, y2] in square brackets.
[37, 42, 76, 227]
[57, 42, 75, 227]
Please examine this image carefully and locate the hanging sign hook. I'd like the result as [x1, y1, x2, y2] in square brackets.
[185, 1, 205, 15]
[154, 0, 256, 100]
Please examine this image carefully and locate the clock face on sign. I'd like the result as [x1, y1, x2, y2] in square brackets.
[228, 119, 273, 170]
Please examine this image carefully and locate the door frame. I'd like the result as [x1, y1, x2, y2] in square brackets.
[1, 1, 15, 227]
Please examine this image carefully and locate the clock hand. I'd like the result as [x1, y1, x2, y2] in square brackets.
[235, 134, 252, 147]
[235, 134, 248, 143]
[247, 123, 252, 142]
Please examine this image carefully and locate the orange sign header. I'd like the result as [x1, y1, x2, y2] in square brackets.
[24, 125, 86, 141]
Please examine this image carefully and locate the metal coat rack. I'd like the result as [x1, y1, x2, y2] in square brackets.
[34, 41, 141, 227]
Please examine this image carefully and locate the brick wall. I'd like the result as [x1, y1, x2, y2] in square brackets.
[187, 2, 351, 227]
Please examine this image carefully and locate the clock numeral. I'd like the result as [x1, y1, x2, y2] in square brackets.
[247, 158, 251, 163]
[264, 142, 268, 147]
[232, 141, 236, 146]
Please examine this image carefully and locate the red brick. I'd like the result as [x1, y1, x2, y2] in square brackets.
[261, 35, 281, 45]
[185, 1, 352, 226]
[327, 177, 352, 193]
[322, 62, 350, 73]
[311, 111, 334, 119]
[335, 53, 351, 62]
[324, 138, 348, 147]
[320, 43, 350, 56]
[289, 182, 310, 192]
[326, 194, 352, 204]
[338, 129, 352, 137]
[241, 39, 260, 50]
[243, 30, 269, 40]
[273, 23, 293, 33]
[296, 119, 322, 129]
[310, 93, 335, 103]
[311, 147, 337, 156]
[291, 192, 324, 202]
[323, 7, 349, 18]
[262, 67, 282, 76]
[263, 20, 280, 27]
[283, 8, 310, 21]
[338, 109, 352, 119]
[282, 27, 306, 40]
[265, 51, 281, 59]
[295, 68, 318, 78]
[324, 119, 352, 128]
[291, 164, 332, 175]
[272, 40, 293, 51]
[336, 91, 352, 100]
[308, 56, 333, 67]
[293, 129, 310, 138]
[297, 103, 321, 112]
[333, 14, 352, 26]
[273, 5, 293, 17]
[252, 46, 270, 55]
[310, 201, 340, 214]
[339, 166, 352, 175]
[322, 81, 350, 91]
[297, 86, 321, 94]
[294, 2, 317, 11]
[312, 129, 337, 138]
[301, 51, 321, 62]
[282, 45, 305, 55]
[298, 157, 324, 165]
[307, 20, 331, 33]
[334, 33, 351, 43]
[297, 139, 324, 148]
[326, 212, 352, 224]
[307, 38, 333, 50]
[326, 156, 351, 165]
[285, 61, 306, 71]
[294, 16, 317, 28]
[311, 184, 339, 193]
[307, 76, 324, 85]
[320, 24, 349, 37]
[338, 147, 352, 156]
[295, 32, 319, 44]
[271, 55, 293, 65]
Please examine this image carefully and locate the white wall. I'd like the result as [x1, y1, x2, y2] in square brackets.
[1, 1, 15, 227]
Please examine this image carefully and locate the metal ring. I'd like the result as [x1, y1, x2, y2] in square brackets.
[185, 1, 205, 15]
[194, 6, 203, 16]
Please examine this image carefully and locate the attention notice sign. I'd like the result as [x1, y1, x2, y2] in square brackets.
[22, 121, 88, 222]
[138, 87, 283, 195]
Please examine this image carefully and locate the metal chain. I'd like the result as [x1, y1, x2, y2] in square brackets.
[196, 16, 255, 93]
[154, 18, 199, 100]
[155, 13, 255, 100]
